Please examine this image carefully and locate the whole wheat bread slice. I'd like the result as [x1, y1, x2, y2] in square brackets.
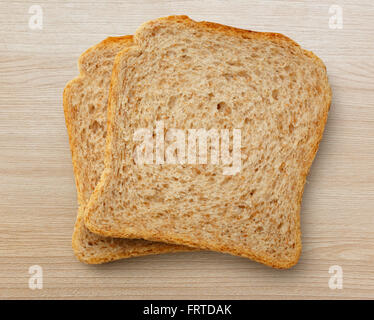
[63, 35, 193, 264]
[84, 16, 332, 268]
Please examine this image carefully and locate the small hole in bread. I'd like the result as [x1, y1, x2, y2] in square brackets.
[217, 101, 228, 111]
[272, 89, 279, 100]
[89, 120, 100, 133]
[88, 104, 95, 114]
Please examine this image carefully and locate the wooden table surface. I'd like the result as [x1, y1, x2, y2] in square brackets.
[1, 0, 373, 299]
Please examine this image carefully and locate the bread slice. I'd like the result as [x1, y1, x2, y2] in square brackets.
[63, 35, 193, 264]
[84, 16, 332, 268]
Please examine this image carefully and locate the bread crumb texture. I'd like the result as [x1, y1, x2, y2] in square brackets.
[63, 35, 194, 264]
[84, 16, 332, 268]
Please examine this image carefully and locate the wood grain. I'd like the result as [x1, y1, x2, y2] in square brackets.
[1, 0, 373, 299]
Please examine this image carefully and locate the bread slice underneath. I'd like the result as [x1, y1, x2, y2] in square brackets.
[63, 36, 193, 264]
[84, 16, 332, 268]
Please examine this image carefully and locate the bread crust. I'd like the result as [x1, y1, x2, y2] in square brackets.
[84, 16, 332, 269]
[63, 35, 194, 264]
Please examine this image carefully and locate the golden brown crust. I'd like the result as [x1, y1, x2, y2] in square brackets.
[63, 35, 195, 264]
[84, 16, 332, 269]
[71, 207, 193, 264]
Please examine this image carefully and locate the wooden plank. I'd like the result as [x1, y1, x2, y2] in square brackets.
[0, 0, 373, 299]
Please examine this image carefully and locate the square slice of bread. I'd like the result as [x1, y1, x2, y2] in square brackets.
[63, 35, 193, 264]
[84, 16, 332, 268]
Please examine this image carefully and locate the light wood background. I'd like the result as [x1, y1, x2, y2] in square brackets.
[1, 0, 373, 300]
